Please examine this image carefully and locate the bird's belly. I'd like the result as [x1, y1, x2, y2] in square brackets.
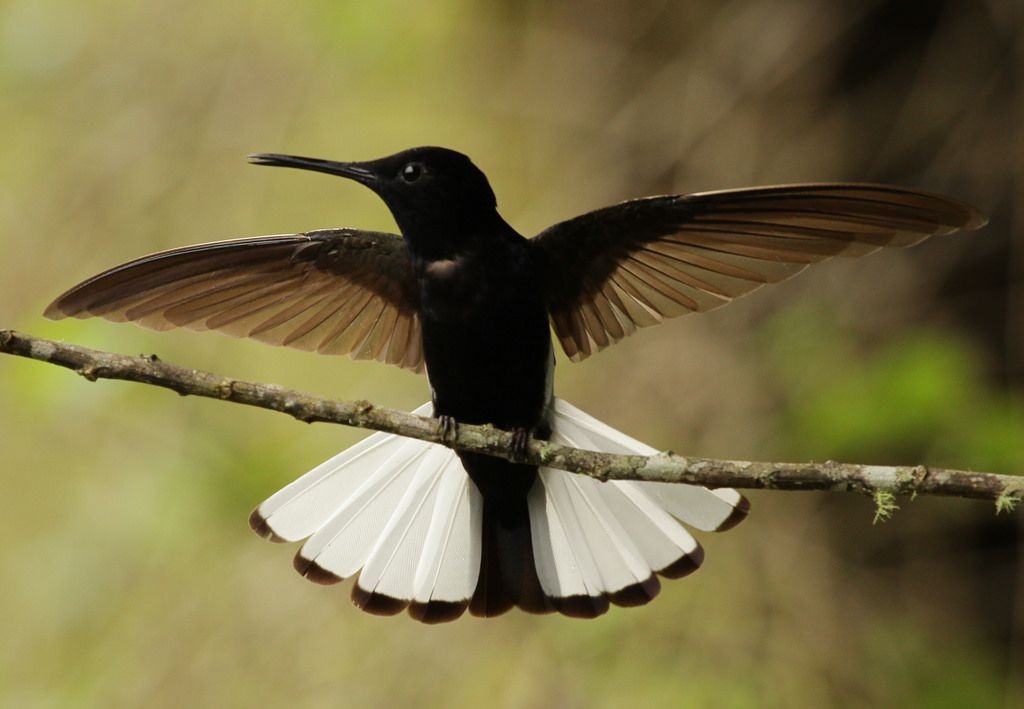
[420, 306, 552, 562]
[420, 307, 552, 432]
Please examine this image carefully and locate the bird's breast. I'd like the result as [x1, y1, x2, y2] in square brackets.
[415, 252, 552, 430]
[417, 253, 487, 321]
[423, 256, 464, 279]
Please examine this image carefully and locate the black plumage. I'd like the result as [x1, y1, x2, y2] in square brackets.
[46, 146, 986, 621]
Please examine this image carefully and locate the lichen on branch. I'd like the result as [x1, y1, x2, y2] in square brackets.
[1, 329, 1021, 509]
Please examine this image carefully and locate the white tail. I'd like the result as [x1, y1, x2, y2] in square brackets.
[250, 400, 747, 622]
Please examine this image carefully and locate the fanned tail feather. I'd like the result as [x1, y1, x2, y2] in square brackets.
[249, 399, 748, 622]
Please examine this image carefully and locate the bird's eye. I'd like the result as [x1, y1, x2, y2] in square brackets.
[400, 163, 423, 183]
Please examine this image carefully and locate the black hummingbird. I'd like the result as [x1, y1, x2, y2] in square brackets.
[46, 147, 986, 622]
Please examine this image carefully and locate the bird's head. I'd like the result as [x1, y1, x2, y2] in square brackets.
[248, 147, 499, 255]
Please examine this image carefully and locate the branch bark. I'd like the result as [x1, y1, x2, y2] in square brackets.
[2, 328, 1021, 509]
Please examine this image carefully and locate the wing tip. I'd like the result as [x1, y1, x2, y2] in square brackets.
[42, 301, 67, 320]
[963, 207, 989, 231]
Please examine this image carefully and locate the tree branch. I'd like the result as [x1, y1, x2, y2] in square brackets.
[2, 328, 1021, 509]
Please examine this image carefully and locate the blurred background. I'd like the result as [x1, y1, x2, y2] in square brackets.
[1, 0, 1021, 706]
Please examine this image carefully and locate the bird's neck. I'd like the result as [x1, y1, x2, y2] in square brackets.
[400, 208, 518, 262]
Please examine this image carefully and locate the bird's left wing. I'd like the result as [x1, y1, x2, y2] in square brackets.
[45, 229, 425, 371]
[531, 184, 986, 361]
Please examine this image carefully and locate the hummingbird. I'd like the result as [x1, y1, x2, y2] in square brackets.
[46, 147, 986, 622]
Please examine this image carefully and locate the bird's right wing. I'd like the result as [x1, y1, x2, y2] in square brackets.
[531, 184, 986, 361]
[45, 229, 425, 372]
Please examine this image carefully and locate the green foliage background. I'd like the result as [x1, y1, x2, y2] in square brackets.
[1, 1, 1020, 706]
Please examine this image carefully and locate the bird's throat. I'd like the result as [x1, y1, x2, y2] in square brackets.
[397, 207, 511, 263]
[423, 256, 464, 279]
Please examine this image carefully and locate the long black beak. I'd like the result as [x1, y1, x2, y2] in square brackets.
[247, 153, 377, 185]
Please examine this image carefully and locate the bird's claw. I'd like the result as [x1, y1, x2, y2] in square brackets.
[437, 415, 458, 444]
[510, 427, 531, 461]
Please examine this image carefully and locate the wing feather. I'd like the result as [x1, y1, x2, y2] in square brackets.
[45, 229, 425, 372]
[533, 184, 986, 360]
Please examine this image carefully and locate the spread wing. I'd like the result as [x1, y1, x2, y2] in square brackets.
[532, 184, 987, 361]
[45, 229, 424, 371]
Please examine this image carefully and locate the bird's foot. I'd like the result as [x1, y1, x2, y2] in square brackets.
[510, 427, 531, 462]
[437, 415, 458, 444]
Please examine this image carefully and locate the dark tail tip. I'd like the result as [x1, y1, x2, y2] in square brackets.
[351, 583, 409, 616]
[292, 552, 344, 585]
[468, 479, 551, 618]
[409, 600, 469, 624]
[713, 494, 751, 532]
[608, 575, 661, 608]
[551, 594, 611, 619]
[658, 544, 705, 579]
[248, 508, 286, 542]
[468, 584, 515, 618]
